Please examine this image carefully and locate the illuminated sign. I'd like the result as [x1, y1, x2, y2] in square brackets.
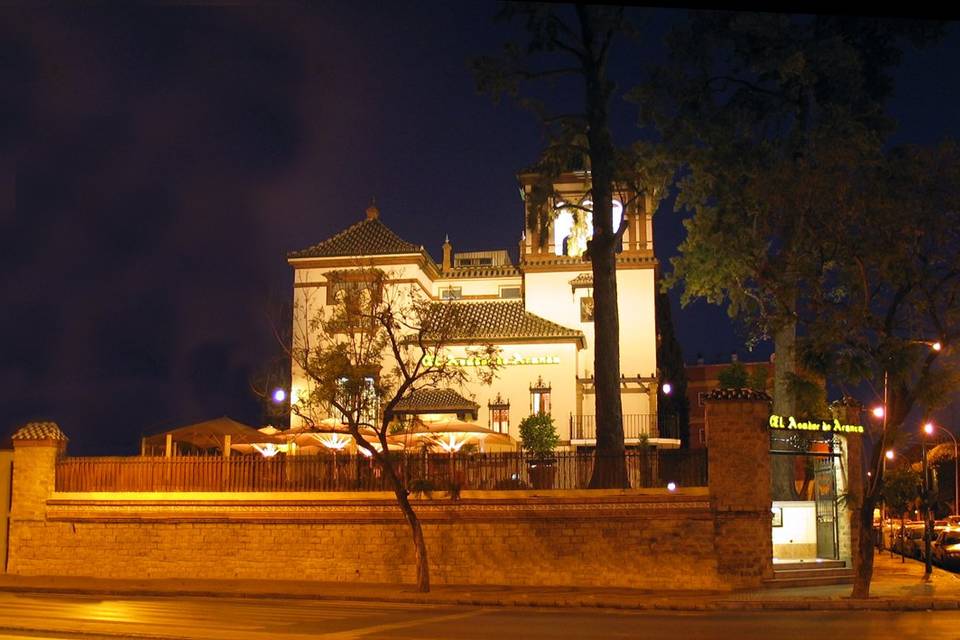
[421, 353, 560, 368]
[769, 415, 864, 434]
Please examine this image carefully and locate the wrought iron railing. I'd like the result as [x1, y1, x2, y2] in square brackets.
[569, 413, 679, 441]
[55, 449, 707, 493]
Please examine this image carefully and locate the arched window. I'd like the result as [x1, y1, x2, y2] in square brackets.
[552, 200, 623, 257]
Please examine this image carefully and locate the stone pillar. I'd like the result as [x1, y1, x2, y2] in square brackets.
[8, 422, 67, 573]
[704, 389, 773, 588]
[10, 422, 67, 521]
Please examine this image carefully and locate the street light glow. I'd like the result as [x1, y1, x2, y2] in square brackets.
[272, 388, 287, 403]
[933, 341, 943, 352]
[872, 406, 885, 419]
[885, 449, 895, 460]
[667, 481, 677, 492]
[924, 422, 935, 435]
[662, 382, 672, 395]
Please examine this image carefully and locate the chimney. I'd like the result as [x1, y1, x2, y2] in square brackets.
[365, 198, 379, 220]
[442, 234, 452, 272]
[731, 353, 738, 363]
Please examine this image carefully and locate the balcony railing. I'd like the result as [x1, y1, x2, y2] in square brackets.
[570, 413, 679, 441]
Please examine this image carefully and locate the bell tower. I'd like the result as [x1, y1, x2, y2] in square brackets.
[516, 170, 653, 267]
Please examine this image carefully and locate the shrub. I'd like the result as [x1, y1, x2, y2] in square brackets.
[518, 413, 559, 459]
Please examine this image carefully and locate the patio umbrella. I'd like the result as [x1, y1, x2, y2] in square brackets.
[276, 419, 396, 453]
[397, 418, 514, 453]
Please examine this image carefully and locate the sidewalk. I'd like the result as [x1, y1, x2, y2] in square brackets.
[0, 552, 958, 612]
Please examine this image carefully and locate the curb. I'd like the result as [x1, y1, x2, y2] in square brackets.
[0, 583, 957, 612]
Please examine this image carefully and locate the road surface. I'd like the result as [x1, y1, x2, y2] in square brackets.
[0, 592, 957, 639]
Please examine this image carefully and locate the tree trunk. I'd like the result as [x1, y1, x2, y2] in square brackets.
[577, 6, 628, 489]
[852, 492, 878, 598]
[395, 487, 430, 592]
[770, 316, 800, 500]
[589, 239, 628, 488]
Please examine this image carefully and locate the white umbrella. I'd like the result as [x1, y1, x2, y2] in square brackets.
[397, 418, 514, 453]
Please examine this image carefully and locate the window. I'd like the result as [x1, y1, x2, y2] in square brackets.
[456, 257, 494, 266]
[530, 377, 551, 415]
[335, 376, 378, 426]
[499, 286, 521, 299]
[439, 287, 462, 300]
[325, 273, 382, 332]
[580, 296, 594, 322]
[488, 393, 510, 434]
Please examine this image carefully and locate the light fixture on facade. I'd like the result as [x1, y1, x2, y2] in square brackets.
[272, 388, 287, 403]
[667, 481, 677, 492]
[872, 406, 885, 419]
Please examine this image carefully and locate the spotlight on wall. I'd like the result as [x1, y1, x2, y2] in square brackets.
[667, 481, 677, 492]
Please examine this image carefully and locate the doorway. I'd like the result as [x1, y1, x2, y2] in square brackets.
[770, 432, 841, 561]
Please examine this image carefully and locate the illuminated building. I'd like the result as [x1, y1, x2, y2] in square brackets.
[287, 171, 677, 449]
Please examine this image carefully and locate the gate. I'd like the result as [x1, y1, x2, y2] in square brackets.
[813, 455, 838, 559]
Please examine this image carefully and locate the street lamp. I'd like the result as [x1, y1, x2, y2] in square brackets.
[921, 423, 934, 579]
[881, 449, 896, 557]
[924, 421, 959, 516]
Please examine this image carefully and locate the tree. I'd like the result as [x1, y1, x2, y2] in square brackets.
[655, 290, 689, 444]
[717, 362, 749, 389]
[289, 268, 498, 592]
[474, 4, 669, 487]
[882, 465, 922, 557]
[637, 11, 948, 596]
[636, 11, 942, 419]
[797, 142, 960, 596]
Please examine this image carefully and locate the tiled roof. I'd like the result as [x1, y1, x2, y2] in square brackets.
[288, 218, 422, 259]
[703, 388, 772, 402]
[12, 421, 68, 441]
[569, 272, 593, 290]
[443, 265, 521, 279]
[395, 389, 480, 413]
[423, 301, 583, 344]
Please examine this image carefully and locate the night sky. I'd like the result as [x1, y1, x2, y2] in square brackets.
[4, 5, 960, 455]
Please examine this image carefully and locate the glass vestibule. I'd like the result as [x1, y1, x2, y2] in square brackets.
[770, 431, 843, 561]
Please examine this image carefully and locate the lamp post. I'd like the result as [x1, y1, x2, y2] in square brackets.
[883, 448, 895, 557]
[921, 424, 933, 579]
[924, 421, 958, 516]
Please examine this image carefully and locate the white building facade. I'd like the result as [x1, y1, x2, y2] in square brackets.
[288, 171, 676, 449]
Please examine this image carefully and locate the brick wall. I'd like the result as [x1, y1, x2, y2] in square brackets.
[5, 421, 776, 591]
[8, 491, 723, 590]
[704, 392, 773, 587]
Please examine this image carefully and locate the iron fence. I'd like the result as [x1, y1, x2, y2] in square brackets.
[56, 449, 707, 493]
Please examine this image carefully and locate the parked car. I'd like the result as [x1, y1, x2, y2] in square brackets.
[932, 528, 960, 568]
[900, 524, 927, 559]
[945, 515, 960, 527]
